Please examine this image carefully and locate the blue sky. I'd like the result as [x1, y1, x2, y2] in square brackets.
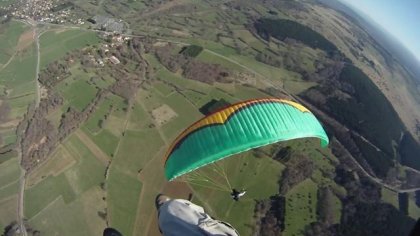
[340, 0, 420, 62]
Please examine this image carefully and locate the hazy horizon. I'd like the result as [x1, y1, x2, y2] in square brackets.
[340, 0, 420, 65]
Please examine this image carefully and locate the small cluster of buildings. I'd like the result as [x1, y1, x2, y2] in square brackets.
[3, 0, 54, 19]
[109, 56, 120, 65]
[83, 48, 121, 67]
[90, 15, 127, 34]
[1, 0, 83, 25]
[1, 1, 131, 31]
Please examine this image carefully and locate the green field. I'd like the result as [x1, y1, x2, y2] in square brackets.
[29, 197, 92, 235]
[29, 187, 106, 236]
[181, 89, 208, 106]
[128, 101, 149, 130]
[95, 94, 128, 137]
[230, 54, 300, 82]
[183, 38, 239, 57]
[284, 179, 318, 236]
[189, 152, 285, 235]
[26, 134, 106, 222]
[0, 45, 36, 93]
[0, 0, 16, 7]
[40, 29, 101, 68]
[0, 129, 17, 147]
[0, 149, 20, 205]
[25, 132, 108, 236]
[113, 129, 164, 175]
[26, 144, 75, 187]
[231, 84, 269, 100]
[82, 94, 127, 156]
[381, 188, 399, 208]
[0, 180, 19, 201]
[25, 174, 76, 218]
[153, 81, 175, 97]
[84, 96, 115, 134]
[62, 135, 107, 194]
[0, 20, 27, 64]
[105, 93, 165, 235]
[0, 195, 18, 231]
[0, 41, 37, 120]
[182, 42, 313, 95]
[90, 75, 115, 89]
[83, 127, 119, 157]
[233, 29, 267, 51]
[0, 157, 21, 188]
[58, 75, 98, 111]
[107, 167, 143, 236]
[160, 92, 202, 140]
[196, 50, 245, 71]
[284, 79, 318, 94]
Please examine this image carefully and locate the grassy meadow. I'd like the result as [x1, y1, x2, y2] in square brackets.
[284, 179, 318, 236]
[0, 20, 27, 64]
[25, 134, 107, 235]
[0, 36, 37, 119]
[40, 29, 101, 68]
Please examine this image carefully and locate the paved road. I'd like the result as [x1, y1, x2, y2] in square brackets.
[335, 138, 420, 193]
[15, 19, 41, 236]
[296, 97, 420, 193]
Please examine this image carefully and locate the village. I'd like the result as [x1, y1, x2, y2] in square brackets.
[0, 0, 134, 69]
[1, 0, 129, 32]
[1, 0, 85, 25]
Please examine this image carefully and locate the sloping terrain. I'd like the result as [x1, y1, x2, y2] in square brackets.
[0, 0, 419, 236]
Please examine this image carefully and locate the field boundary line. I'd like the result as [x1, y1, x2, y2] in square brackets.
[74, 130, 110, 166]
[26, 145, 76, 188]
[134, 147, 167, 235]
[0, 194, 18, 204]
[138, 100, 169, 145]
[0, 52, 16, 71]
[0, 179, 19, 190]
[27, 196, 62, 220]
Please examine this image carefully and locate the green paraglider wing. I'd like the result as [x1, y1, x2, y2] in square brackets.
[164, 98, 329, 180]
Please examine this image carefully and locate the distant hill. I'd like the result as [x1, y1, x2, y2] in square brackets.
[254, 18, 338, 53]
[317, 0, 420, 83]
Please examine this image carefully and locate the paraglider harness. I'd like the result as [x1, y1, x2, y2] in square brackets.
[231, 189, 246, 201]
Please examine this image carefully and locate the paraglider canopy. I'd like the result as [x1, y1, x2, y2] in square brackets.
[164, 98, 329, 181]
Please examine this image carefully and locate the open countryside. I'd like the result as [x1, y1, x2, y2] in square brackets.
[0, 0, 419, 236]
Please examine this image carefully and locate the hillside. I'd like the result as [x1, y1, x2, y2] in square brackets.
[318, 0, 420, 82]
[0, 0, 419, 236]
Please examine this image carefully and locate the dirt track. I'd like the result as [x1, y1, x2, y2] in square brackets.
[17, 30, 34, 51]
[139, 0, 187, 18]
